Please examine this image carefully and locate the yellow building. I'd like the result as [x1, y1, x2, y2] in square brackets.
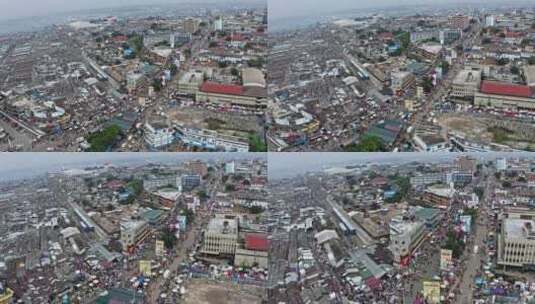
[0, 288, 14, 304]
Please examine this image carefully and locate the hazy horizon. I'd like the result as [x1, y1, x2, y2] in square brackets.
[0, 153, 264, 181]
[268, 152, 535, 179]
[0, 0, 265, 22]
[269, 0, 535, 20]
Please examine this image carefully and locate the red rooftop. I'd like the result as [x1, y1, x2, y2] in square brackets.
[480, 81, 532, 98]
[200, 82, 244, 96]
[245, 233, 269, 251]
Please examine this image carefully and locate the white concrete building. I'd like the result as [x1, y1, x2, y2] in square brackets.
[451, 69, 482, 99]
[496, 158, 507, 171]
[498, 219, 535, 269]
[144, 122, 175, 148]
[120, 220, 149, 251]
[389, 217, 426, 266]
[201, 216, 239, 256]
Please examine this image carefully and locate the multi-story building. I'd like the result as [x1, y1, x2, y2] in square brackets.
[410, 173, 447, 187]
[126, 72, 147, 95]
[474, 81, 535, 110]
[120, 220, 150, 252]
[410, 30, 439, 43]
[183, 18, 199, 34]
[176, 125, 249, 152]
[497, 158, 507, 171]
[391, 72, 415, 93]
[185, 160, 208, 177]
[181, 174, 201, 191]
[225, 161, 236, 174]
[214, 16, 224, 31]
[439, 29, 462, 44]
[178, 70, 204, 95]
[234, 233, 269, 268]
[242, 68, 266, 88]
[389, 217, 427, 267]
[143, 175, 181, 191]
[485, 15, 495, 27]
[498, 218, 535, 269]
[454, 155, 477, 174]
[451, 69, 481, 100]
[449, 15, 470, 30]
[144, 122, 175, 149]
[196, 81, 267, 109]
[423, 186, 454, 209]
[413, 134, 450, 152]
[170, 32, 191, 48]
[201, 216, 239, 256]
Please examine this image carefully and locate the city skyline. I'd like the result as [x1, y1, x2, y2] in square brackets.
[0, 153, 264, 181]
[269, 0, 535, 20]
[268, 152, 535, 178]
[0, 0, 264, 21]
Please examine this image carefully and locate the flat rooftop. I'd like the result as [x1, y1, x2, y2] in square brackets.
[207, 217, 238, 234]
[453, 69, 481, 85]
[504, 218, 535, 239]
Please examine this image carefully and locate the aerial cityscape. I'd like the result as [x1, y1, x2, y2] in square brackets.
[0, 1, 267, 152]
[268, 152, 535, 304]
[4, 0, 535, 304]
[0, 153, 268, 304]
[267, 1, 535, 152]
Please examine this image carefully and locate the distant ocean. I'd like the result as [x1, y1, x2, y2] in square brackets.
[0, 2, 265, 35]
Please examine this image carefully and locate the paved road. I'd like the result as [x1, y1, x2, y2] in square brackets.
[457, 168, 491, 304]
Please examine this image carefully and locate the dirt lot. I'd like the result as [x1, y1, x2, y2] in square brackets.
[437, 114, 494, 143]
[183, 279, 265, 304]
[437, 113, 535, 150]
[168, 107, 262, 133]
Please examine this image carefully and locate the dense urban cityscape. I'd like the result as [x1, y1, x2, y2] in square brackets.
[0, 153, 268, 304]
[4, 0, 535, 304]
[268, 152, 535, 304]
[0, 1, 267, 152]
[268, 3, 535, 152]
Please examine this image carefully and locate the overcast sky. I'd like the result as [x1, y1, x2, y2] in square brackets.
[269, 0, 532, 20]
[0, 0, 261, 21]
[0, 153, 264, 181]
[268, 152, 534, 179]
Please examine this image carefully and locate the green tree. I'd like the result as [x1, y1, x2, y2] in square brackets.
[129, 34, 144, 54]
[249, 134, 267, 152]
[441, 61, 450, 74]
[249, 205, 264, 214]
[86, 124, 121, 152]
[422, 76, 434, 93]
[247, 57, 265, 68]
[344, 135, 386, 152]
[197, 190, 209, 202]
[128, 179, 143, 196]
[160, 227, 177, 250]
[444, 230, 465, 259]
[152, 78, 162, 92]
